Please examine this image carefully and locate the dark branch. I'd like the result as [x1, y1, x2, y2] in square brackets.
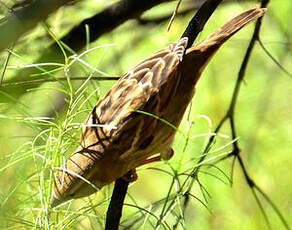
[61, 0, 171, 52]
[138, 0, 243, 26]
[180, 0, 289, 229]
[181, 0, 223, 48]
[106, 0, 224, 228]
[105, 171, 132, 230]
[0, 0, 172, 103]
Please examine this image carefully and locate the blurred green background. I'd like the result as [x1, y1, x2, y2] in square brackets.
[0, 0, 291, 229]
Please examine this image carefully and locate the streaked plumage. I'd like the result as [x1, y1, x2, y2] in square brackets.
[51, 7, 266, 207]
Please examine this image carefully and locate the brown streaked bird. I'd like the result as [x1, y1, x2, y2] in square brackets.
[51, 7, 266, 208]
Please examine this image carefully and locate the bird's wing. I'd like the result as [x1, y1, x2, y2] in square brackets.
[80, 38, 188, 151]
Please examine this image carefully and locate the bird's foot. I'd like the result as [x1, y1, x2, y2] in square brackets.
[121, 169, 138, 183]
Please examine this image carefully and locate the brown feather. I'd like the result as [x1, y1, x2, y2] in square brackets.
[51, 7, 266, 207]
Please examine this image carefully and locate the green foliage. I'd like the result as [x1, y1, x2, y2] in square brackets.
[0, 0, 291, 229]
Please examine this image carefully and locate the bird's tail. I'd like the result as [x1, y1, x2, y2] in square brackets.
[176, 7, 266, 99]
[193, 7, 266, 51]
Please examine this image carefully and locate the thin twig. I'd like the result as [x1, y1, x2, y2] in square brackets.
[1, 76, 120, 87]
[257, 38, 292, 78]
[0, 44, 14, 85]
[167, 0, 182, 32]
[181, 0, 290, 229]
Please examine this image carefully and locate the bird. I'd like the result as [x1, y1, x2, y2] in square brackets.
[50, 7, 266, 208]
